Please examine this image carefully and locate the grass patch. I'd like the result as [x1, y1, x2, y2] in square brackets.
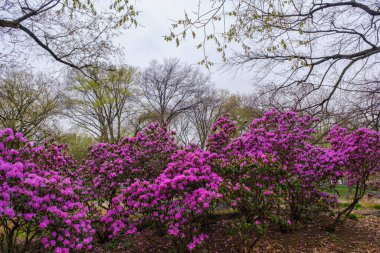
[347, 213, 358, 220]
[372, 204, 380, 210]
[332, 185, 351, 196]
[338, 202, 362, 209]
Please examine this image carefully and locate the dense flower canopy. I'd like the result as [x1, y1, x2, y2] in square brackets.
[0, 129, 94, 253]
[1, 111, 379, 252]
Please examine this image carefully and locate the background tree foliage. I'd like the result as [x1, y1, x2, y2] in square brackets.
[66, 66, 136, 143]
[58, 132, 94, 160]
[0, 69, 63, 140]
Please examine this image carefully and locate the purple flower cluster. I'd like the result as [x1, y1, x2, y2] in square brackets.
[107, 149, 222, 251]
[79, 123, 178, 242]
[206, 116, 237, 154]
[0, 129, 94, 253]
[327, 126, 380, 228]
[328, 126, 380, 188]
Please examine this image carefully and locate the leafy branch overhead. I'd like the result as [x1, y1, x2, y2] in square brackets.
[0, 0, 139, 71]
[167, 0, 380, 111]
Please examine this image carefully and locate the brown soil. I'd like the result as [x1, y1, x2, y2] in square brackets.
[251, 215, 380, 253]
[93, 213, 380, 253]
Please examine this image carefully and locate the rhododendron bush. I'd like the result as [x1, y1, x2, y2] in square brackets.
[327, 126, 380, 230]
[206, 116, 237, 154]
[211, 112, 341, 225]
[0, 129, 94, 253]
[105, 148, 222, 251]
[79, 123, 178, 242]
[217, 156, 288, 226]
[0, 111, 379, 252]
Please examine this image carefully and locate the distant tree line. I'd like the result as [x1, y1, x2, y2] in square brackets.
[1, 57, 378, 160]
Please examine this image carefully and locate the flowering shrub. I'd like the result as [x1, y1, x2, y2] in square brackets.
[108, 149, 222, 251]
[327, 126, 380, 230]
[79, 123, 178, 242]
[206, 116, 237, 154]
[283, 145, 340, 221]
[216, 155, 284, 233]
[212, 111, 338, 222]
[120, 123, 178, 180]
[79, 142, 134, 242]
[0, 129, 94, 253]
[225, 110, 316, 159]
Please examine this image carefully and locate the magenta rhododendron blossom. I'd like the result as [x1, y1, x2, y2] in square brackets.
[207, 116, 237, 153]
[0, 130, 95, 252]
[211, 111, 339, 222]
[78, 123, 178, 242]
[327, 126, 380, 228]
[327, 126, 380, 188]
[105, 148, 222, 250]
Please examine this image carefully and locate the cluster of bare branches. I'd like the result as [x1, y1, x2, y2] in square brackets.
[62, 59, 226, 145]
[168, 0, 380, 129]
[137, 59, 211, 127]
[0, 69, 64, 140]
[0, 0, 138, 73]
[3, 57, 374, 148]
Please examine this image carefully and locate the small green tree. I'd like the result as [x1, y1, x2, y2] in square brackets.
[66, 66, 136, 143]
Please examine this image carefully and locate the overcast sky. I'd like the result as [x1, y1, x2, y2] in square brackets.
[114, 0, 256, 93]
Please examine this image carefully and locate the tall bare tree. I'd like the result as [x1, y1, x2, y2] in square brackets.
[66, 66, 136, 142]
[138, 58, 210, 127]
[188, 89, 227, 148]
[171, 113, 197, 146]
[0, 69, 63, 139]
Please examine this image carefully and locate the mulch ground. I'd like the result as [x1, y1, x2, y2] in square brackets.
[251, 215, 380, 253]
[94, 211, 380, 253]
